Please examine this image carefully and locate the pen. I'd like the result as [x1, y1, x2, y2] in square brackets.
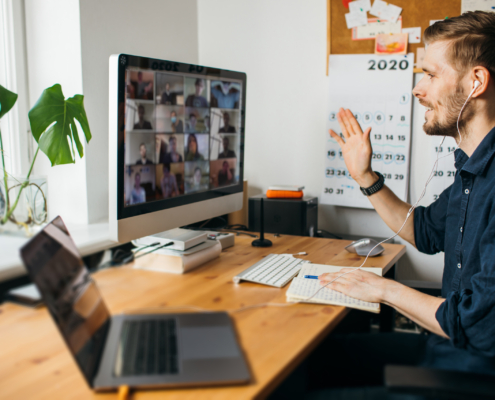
[304, 275, 319, 279]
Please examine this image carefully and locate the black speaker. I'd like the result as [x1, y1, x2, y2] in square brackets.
[248, 195, 318, 237]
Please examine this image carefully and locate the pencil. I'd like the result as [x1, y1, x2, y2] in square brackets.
[118, 385, 130, 400]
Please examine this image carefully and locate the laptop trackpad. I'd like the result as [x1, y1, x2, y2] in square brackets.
[180, 326, 241, 360]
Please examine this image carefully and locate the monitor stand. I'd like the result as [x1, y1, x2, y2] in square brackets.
[252, 197, 272, 247]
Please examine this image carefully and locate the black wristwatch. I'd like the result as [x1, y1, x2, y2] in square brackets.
[360, 171, 385, 196]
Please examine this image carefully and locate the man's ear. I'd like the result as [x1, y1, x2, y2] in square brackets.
[471, 66, 491, 97]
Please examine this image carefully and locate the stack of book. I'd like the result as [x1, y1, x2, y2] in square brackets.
[133, 228, 221, 274]
[266, 185, 304, 199]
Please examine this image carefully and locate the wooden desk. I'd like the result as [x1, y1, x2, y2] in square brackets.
[0, 235, 405, 400]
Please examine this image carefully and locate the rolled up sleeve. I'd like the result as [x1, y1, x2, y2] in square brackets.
[414, 185, 452, 255]
[435, 212, 495, 357]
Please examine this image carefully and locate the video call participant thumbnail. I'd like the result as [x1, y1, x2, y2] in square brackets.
[130, 172, 146, 204]
[133, 104, 153, 130]
[185, 133, 208, 161]
[211, 80, 241, 109]
[170, 110, 183, 133]
[164, 135, 183, 163]
[160, 163, 180, 198]
[210, 158, 236, 188]
[185, 161, 210, 193]
[185, 108, 209, 133]
[218, 136, 236, 159]
[135, 71, 154, 100]
[136, 142, 153, 165]
[218, 161, 234, 186]
[219, 112, 236, 133]
[125, 165, 156, 206]
[185, 78, 208, 108]
[157, 72, 184, 105]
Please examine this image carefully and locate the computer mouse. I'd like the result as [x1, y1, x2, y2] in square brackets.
[345, 238, 385, 257]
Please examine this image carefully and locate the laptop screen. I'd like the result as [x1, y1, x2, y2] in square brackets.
[20, 217, 110, 386]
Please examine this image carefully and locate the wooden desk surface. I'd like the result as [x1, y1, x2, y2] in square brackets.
[0, 235, 405, 400]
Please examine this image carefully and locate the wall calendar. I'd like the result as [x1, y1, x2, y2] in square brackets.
[322, 53, 415, 209]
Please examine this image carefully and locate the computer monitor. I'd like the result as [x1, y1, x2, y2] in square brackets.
[109, 54, 246, 243]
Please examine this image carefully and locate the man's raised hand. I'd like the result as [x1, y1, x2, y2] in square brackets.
[329, 108, 376, 188]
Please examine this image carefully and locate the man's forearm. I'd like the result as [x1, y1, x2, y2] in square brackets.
[382, 281, 448, 338]
[355, 172, 415, 246]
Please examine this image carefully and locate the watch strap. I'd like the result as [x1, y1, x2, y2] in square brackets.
[360, 172, 385, 196]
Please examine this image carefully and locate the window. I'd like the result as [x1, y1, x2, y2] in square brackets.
[0, 0, 30, 176]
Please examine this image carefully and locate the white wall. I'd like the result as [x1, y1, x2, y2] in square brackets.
[24, 0, 199, 224]
[78, 0, 199, 223]
[197, 0, 445, 283]
[24, 0, 89, 224]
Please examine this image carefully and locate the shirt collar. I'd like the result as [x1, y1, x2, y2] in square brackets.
[455, 126, 495, 175]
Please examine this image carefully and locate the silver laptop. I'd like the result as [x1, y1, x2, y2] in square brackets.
[20, 217, 250, 391]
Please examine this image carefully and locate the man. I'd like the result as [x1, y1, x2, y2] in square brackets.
[160, 82, 176, 105]
[164, 135, 183, 163]
[130, 172, 146, 205]
[312, 11, 495, 398]
[186, 114, 198, 133]
[218, 136, 236, 159]
[133, 105, 152, 130]
[170, 110, 183, 133]
[219, 112, 236, 133]
[185, 78, 208, 107]
[217, 161, 233, 187]
[211, 81, 240, 109]
[135, 143, 153, 165]
[136, 71, 152, 99]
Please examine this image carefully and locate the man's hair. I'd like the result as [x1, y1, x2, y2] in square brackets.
[424, 11, 495, 79]
[139, 142, 146, 149]
[138, 104, 145, 111]
[169, 135, 176, 143]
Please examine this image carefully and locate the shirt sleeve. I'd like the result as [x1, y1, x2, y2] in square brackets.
[436, 208, 495, 357]
[413, 184, 452, 255]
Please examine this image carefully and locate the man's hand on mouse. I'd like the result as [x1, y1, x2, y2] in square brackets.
[318, 269, 400, 304]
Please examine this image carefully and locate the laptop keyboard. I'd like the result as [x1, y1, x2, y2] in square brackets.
[114, 319, 178, 377]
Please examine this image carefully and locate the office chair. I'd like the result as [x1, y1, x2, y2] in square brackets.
[385, 365, 495, 400]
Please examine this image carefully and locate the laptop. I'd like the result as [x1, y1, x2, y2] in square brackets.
[20, 216, 250, 391]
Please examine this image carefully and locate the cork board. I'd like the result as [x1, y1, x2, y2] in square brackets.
[328, 0, 462, 56]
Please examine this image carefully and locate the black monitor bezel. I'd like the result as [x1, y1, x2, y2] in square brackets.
[115, 54, 246, 220]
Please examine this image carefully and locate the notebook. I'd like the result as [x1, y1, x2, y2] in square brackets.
[286, 264, 381, 313]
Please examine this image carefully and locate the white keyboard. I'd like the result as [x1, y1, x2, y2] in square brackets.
[233, 254, 310, 288]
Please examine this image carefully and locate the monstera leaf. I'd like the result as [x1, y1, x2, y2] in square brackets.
[0, 84, 18, 119]
[28, 84, 92, 166]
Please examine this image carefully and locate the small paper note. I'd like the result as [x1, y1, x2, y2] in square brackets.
[461, 0, 495, 13]
[352, 17, 402, 40]
[370, 0, 388, 18]
[349, 0, 372, 13]
[402, 27, 421, 43]
[345, 10, 368, 29]
[380, 3, 402, 23]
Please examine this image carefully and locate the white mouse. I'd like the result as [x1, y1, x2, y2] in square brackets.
[345, 238, 384, 257]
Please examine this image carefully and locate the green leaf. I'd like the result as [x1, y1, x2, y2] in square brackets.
[0, 84, 18, 119]
[28, 84, 92, 166]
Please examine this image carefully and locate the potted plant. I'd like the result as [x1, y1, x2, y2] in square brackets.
[0, 83, 91, 234]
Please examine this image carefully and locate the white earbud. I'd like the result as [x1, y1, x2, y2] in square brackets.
[474, 80, 481, 89]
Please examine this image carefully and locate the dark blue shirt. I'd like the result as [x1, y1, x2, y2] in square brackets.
[414, 126, 495, 375]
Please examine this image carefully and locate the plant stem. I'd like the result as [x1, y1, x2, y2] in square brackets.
[1, 146, 40, 224]
[0, 126, 10, 212]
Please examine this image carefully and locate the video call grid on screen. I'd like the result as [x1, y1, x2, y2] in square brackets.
[123, 64, 243, 208]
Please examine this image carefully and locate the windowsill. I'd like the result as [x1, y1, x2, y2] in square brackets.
[0, 221, 117, 282]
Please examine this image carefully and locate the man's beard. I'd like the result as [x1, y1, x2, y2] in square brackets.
[422, 83, 475, 139]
